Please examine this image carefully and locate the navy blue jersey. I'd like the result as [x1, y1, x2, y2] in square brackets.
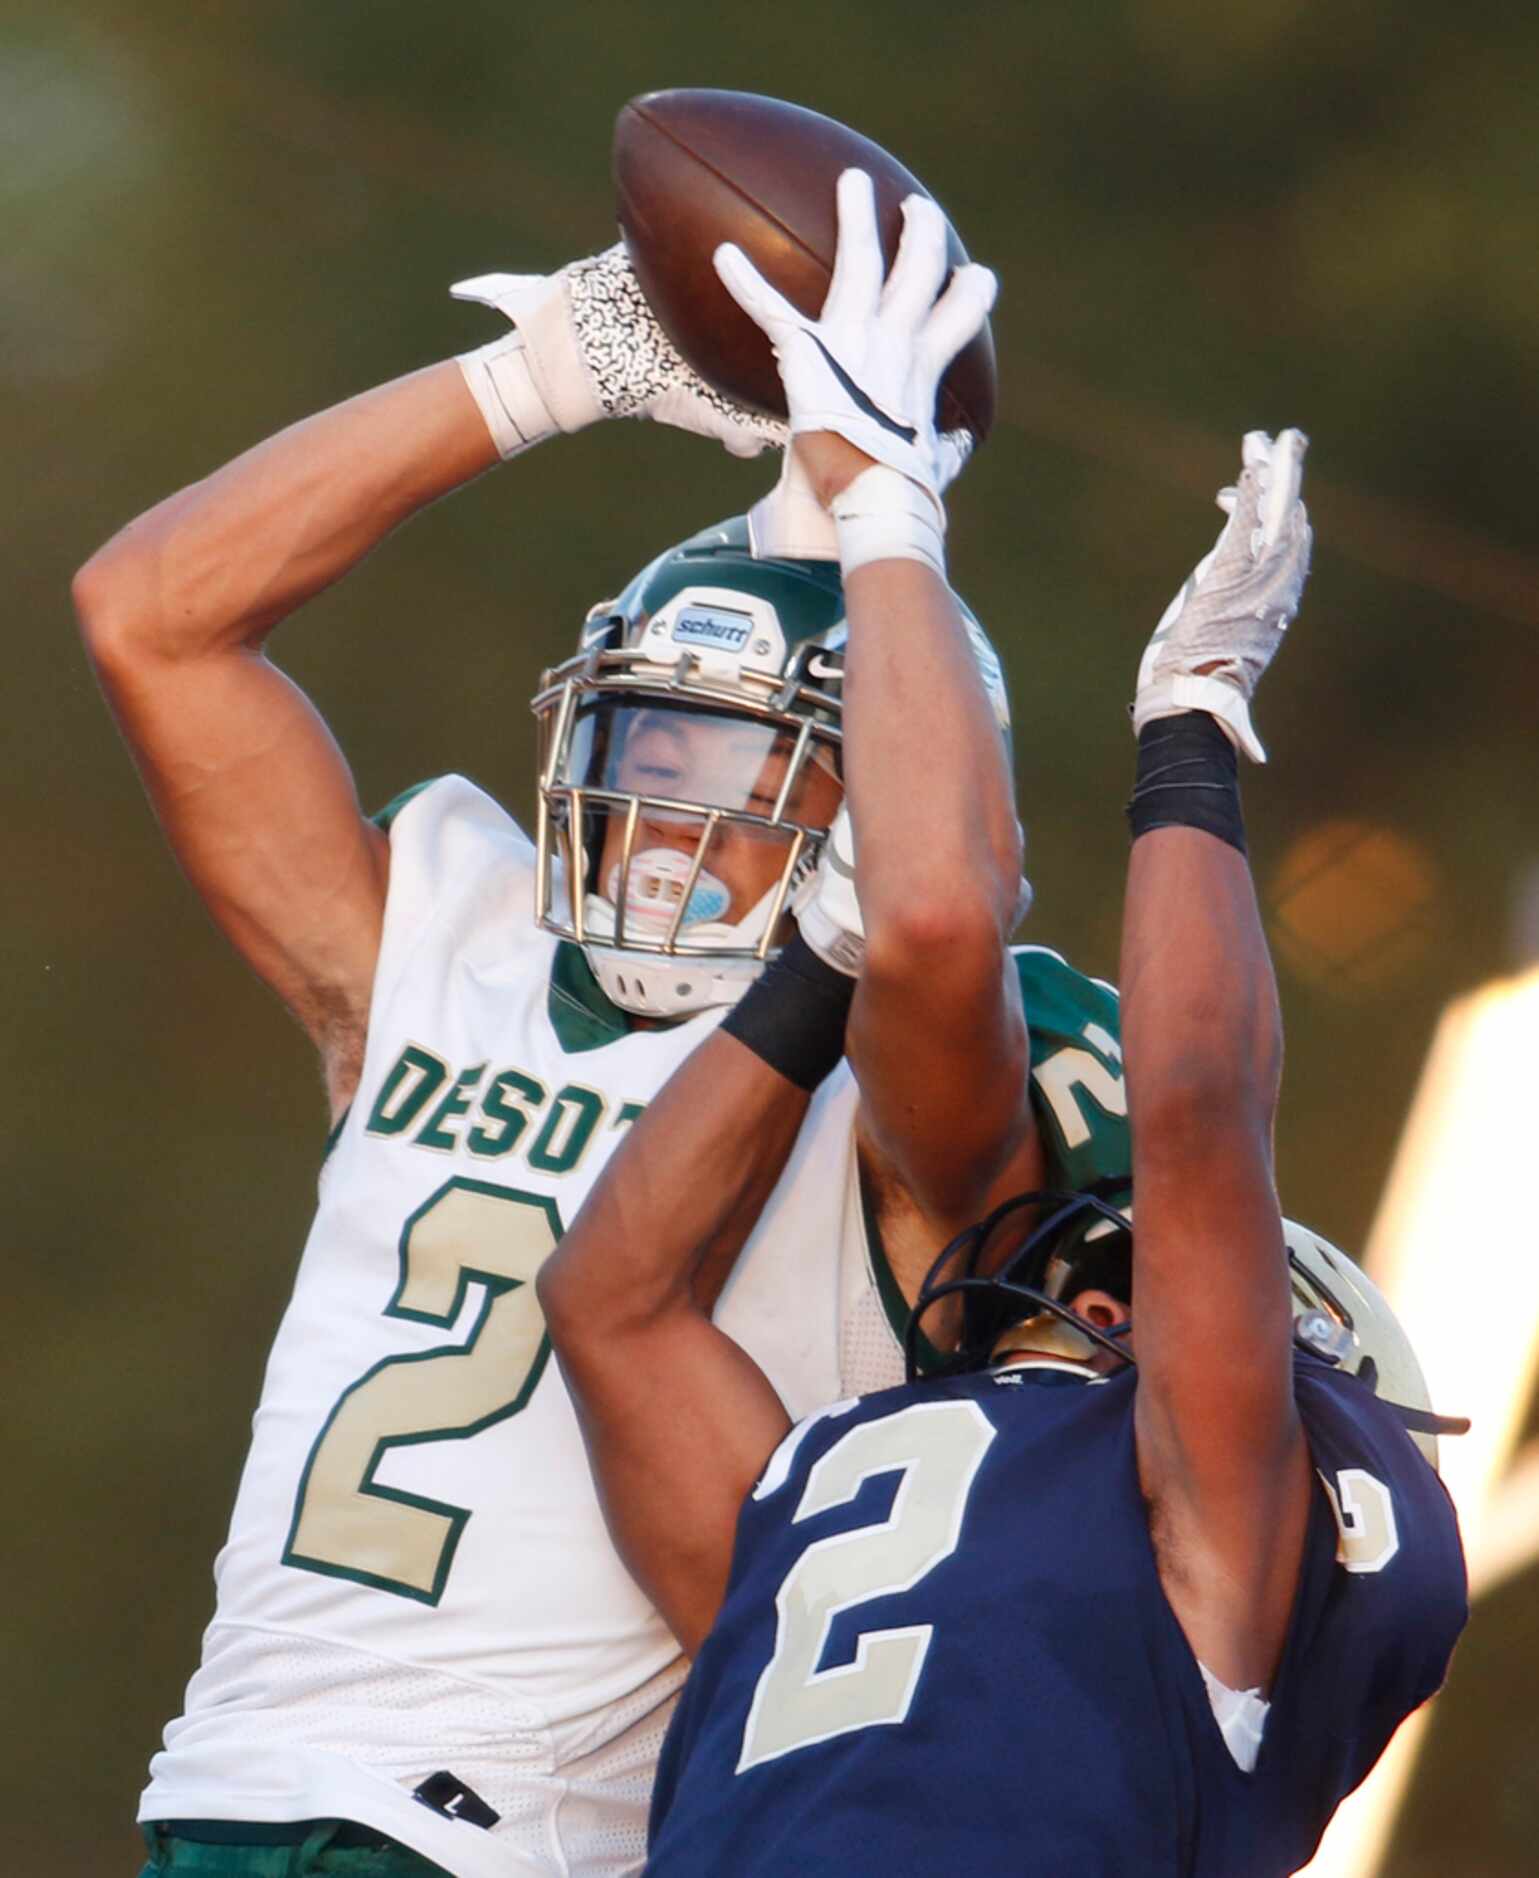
[647, 1355, 1465, 1877]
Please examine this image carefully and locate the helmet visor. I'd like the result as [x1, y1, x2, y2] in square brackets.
[563, 697, 838, 822]
[546, 696, 841, 954]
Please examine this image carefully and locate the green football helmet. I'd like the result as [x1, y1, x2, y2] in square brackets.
[532, 516, 845, 1017]
[532, 515, 1012, 1017]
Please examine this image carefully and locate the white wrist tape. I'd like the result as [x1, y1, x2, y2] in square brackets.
[830, 465, 947, 577]
[456, 332, 560, 460]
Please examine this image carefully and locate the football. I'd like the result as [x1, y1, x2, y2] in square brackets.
[613, 88, 997, 442]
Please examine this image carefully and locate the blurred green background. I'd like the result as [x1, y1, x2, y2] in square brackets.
[6, 1, 1536, 1871]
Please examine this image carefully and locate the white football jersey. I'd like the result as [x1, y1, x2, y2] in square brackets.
[140, 777, 890, 1878]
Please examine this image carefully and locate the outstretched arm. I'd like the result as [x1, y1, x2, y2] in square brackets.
[840, 546, 1029, 1221]
[1123, 431, 1314, 1693]
[73, 249, 781, 1116]
[719, 173, 1032, 1237]
[537, 1030, 806, 1656]
[544, 190, 1021, 1653]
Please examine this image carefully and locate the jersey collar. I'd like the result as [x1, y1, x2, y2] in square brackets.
[547, 942, 640, 1053]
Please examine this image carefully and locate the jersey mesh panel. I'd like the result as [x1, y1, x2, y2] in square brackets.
[839, 1280, 907, 1396]
[550, 1665, 684, 1875]
[191, 1630, 553, 1850]
[190, 1630, 685, 1872]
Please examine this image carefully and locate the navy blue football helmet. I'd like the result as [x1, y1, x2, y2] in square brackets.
[908, 1183, 1467, 1467]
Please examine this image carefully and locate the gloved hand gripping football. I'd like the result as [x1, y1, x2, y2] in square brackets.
[453, 245, 787, 459]
[714, 168, 995, 570]
[1132, 429, 1312, 763]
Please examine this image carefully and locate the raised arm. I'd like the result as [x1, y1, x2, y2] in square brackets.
[72, 248, 782, 1117]
[717, 172, 1031, 1233]
[537, 1024, 819, 1655]
[72, 365, 493, 1112]
[839, 548, 1027, 1216]
[1120, 430, 1314, 1692]
[543, 189, 1021, 1651]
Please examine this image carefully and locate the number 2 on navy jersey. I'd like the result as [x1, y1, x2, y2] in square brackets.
[738, 1400, 996, 1771]
[283, 1179, 560, 1604]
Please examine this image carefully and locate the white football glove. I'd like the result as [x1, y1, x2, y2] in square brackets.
[714, 168, 996, 567]
[794, 804, 1034, 978]
[747, 420, 979, 562]
[1133, 429, 1312, 763]
[747, 445, 840, 561]
[453, 244, 787, 460]
[793, 805, 865, 976]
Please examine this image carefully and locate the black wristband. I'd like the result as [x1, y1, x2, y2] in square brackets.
[1126, 712, 1247, 855]
[719, 934, 856, 1092]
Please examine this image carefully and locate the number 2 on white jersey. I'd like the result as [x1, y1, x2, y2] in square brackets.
[738, 1400, 995, 1771]
[284, 1178, 560, 1604]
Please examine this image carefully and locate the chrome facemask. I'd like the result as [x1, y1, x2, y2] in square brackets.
[531, 586, 844, 1017]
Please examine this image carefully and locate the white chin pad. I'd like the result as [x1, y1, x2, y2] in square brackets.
[606, 849, 732, 940]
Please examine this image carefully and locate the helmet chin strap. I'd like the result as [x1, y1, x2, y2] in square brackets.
[579, 875, 791, 1018]
[583, 944, 764, 1018]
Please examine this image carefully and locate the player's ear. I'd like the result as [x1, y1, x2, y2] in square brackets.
[1067, 1288, 1130, 1334]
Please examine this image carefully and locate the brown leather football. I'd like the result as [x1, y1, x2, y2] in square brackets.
[613, 88, 997, 442]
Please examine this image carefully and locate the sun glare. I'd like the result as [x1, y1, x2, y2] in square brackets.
[1301, 966, 1539, 1876]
